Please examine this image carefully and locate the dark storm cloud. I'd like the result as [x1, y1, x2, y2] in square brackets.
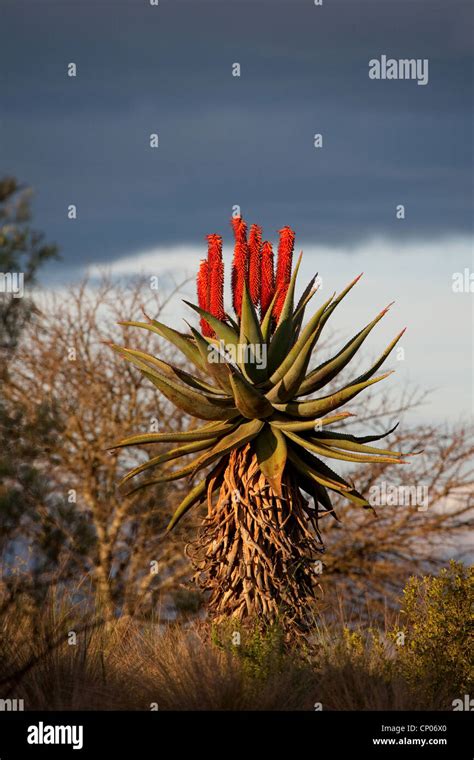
[2, 0, 472, 275]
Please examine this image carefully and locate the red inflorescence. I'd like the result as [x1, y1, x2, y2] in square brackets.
[207, 233, 222, 269]
[274, 226, 295, 320]
[260, 241, 275, 319]
[231, 216, 248, 244]
[231, 243, 248, 318]
[231, 217, 249, 318]
[196, 216, 295, 334]
[210, 259, 225, 321]
[197, 259, 213, 337]
[206, 234, 225, 322]
[248, 224, 262, 307]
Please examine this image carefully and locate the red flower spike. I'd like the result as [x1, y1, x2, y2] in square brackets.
[200, 319, 214, 338]
[206, 233, 222, 269]
[248, 224, 262, 306]
[231, 241, 248, 318]
[231, 216, 248, 244]
[197, 258, 213, 337]
[197, 258, 209, 311]
[230, 217, 249, 318]
[274, 226, 295, 320]
[260, 241, 275, 319]
[210, 259, 225, 321]
[206, 234, 225, 322]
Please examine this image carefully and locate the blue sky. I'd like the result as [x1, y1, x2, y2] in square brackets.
[3, 0, 473, 423]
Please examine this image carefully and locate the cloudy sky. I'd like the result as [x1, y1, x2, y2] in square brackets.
[3, 0, 473, 423]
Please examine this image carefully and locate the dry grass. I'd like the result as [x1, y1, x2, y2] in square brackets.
[0, 588, 460, 711]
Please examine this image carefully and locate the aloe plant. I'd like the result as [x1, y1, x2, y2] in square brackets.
[111, 217, 406, 630]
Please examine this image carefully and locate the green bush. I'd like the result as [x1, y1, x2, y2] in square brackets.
[391, 561, 473, 701]
[211, 618, 288, 679]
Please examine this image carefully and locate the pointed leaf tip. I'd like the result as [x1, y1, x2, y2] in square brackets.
[381, 301, 395, 315]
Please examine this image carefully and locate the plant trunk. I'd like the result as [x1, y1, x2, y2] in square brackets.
[188, 443, 323, 632]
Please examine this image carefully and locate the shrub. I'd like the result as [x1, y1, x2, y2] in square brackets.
[391, 561, 473, 701]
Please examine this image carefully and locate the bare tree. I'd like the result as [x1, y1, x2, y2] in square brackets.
[312, 385, 474, 617]
[3, 276, 199, 618]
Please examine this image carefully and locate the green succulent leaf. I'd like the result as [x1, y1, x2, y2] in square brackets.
[268, 294, 334, 387]
[267, 253, 303, 373]
[288, 446, 372, 509]
[183, 301, 239, 347]
[346, 329, 407, 387]
[122, 460, 199, 495]
[314, 424, 402, 457]
[120, 438, 216, 485]
[185, 323, 234, 393]
[297, 472, 339, 521]
[166, 457, 227, 532]
[270, 411, 354, 432]
[294, 274, 318, 318]
[111, 420, 238, 449]
[166, 479, 207, 531]
[119, 319, 206, 373]
[239, 282, 266, 382]
[265, 320, 321, 403]
[273, 372, 393, 419]
[142, 367, 238, 421]
[292, 275, 319, 336]
[314, 272, 364, 334]
[253, 423, 288, 496]
[109, 343, 224, 396]
[226, 314, 240, 332]
[260, 289, 280, 343]
[287, 445, 350, 492]
[190, 418, 264, 477]
[228, 368, 274, 419]
[297, 305, 393, 396]
[240, 281, 264, 347]
[314, 422, 399, 446]
[268, 273, 362, 388]
[283, 429, 405, 465]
